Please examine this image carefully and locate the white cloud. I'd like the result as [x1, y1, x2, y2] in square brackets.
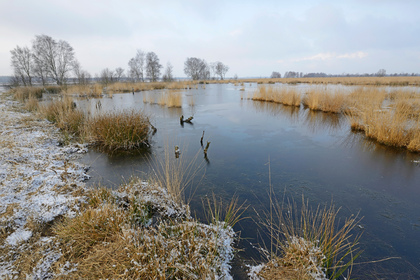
[292, 51, 368, 62]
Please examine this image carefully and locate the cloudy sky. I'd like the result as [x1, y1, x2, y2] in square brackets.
[1, 0, 419, 78]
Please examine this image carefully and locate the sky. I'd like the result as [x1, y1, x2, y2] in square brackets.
[1, 0, 419, 78]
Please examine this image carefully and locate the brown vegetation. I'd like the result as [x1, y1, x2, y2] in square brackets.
[85, 110, 153, 151]
[255, 197, 362, 280]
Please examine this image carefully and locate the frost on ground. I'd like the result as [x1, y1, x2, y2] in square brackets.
[0, 93, 89, 279]
[248, 236, 328, 280]
[0, 92, 236, 279]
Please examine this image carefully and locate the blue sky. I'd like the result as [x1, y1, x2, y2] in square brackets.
[1, 0, 419, 77]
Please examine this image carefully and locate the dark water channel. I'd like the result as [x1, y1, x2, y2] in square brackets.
[75, 83, 420, 279]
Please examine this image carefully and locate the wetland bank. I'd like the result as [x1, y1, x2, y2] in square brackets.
[2, 78, 420, 279]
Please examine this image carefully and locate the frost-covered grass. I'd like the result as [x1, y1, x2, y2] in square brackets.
[0, 94, 89, 279]
[0, 93, 236, 278]
[250, 197, 362, 280]
[52, 179, 235, 279]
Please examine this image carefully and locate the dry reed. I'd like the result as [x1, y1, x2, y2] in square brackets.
[255, 196, 362, 280]
[51, 179, 235, 279]
[85, 110, 152, 151]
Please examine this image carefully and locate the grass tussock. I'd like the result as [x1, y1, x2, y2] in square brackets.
[255, 197, 362, 280]
[150, 146, 203, 206]
[85, 110, 152, 151]
[39, 97, 85, 136]
[51, 180, 235, 279]
[157, 91, 182, 108]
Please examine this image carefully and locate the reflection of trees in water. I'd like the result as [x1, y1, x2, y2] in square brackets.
[302, 110, 344, 134]
[341, 132, 418, 180]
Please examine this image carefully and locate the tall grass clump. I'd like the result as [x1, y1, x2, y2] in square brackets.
[253, 195, 362, 280]
[39, 97, 85, 136]
[11, 86, 45, 101]
[157, 91, 182, 108]
[150, 146, 203, 206]
[85, 110, 152, 151]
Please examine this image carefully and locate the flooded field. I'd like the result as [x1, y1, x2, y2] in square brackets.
[74, 83, 420, 279]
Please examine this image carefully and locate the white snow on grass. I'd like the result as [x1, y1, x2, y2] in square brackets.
[0, 94, 89, 279]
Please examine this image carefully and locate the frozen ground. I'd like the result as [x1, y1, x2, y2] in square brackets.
[0, 92, 235, 279]
[0, 93, 89, 278]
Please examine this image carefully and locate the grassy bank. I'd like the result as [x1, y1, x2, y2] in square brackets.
[252, 84, 420, 152]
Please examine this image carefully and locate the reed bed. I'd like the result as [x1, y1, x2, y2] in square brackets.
[251, 84, 420, 151]
[85, 110, 152, 151]
[252, 85, 301, 107]
[62, 84, 103, 97]
[302, 89, 347, 113]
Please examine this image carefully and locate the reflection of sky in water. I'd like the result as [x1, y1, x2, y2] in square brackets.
[75, 83, 420, 279]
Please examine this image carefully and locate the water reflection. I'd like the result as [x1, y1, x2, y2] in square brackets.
[74, 84, 420, 279]
[302, 109, 343, 133]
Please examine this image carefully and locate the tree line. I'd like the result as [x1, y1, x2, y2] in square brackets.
[10, 34, 230, 87]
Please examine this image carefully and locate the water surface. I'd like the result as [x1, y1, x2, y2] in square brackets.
[76, 83, 420, 279]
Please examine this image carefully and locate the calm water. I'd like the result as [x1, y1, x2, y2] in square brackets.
[75, 83, 420, 279]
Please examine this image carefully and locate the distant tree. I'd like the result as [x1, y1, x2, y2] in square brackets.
[270, 71, 281, 79]
[99, 68, 115, 85]
[162, 62, 174, 82]
[214, 61, 229, 80]
[376, 69, 386, 77]
[10, 45, 33, 86]
[145, 52, 162, 82]
[128, 49, 145, 82]
[284, 71, 299, 78]
[184, 57, 210, 80]
[32, 35, 76, 85]
[72, 60, 91, 85]
[115, 67, 125, 82]
[209, 62, 217, 80]
[233, 74, 238, 80]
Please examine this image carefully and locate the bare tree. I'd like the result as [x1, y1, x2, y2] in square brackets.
[32, 34, 76, 85]
[184, 57, 210, 80]
[73, 60, 91, 85]
[214, 61, 229, 80]
[162, 62, 174, 82]
[99, 68, 115, 85]
[145, 52, 162, 82]
[10, 45, 33, 86]
[377, 69, 386, 77]
[115, 67, 125, 82]
[128, 49, 145, 82]
[270, 71, 281, 78]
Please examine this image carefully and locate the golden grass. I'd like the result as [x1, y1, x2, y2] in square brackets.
[39, 97, 85, 136]
[302, 88, 347, 113]
[51, 180, 234, 279]
[150, 146, 203, 206]
[85, 110, 152, 151]
[252, 85, 301, 107]
[256, 196, 362, 280]
[344, 87, 420, 150]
